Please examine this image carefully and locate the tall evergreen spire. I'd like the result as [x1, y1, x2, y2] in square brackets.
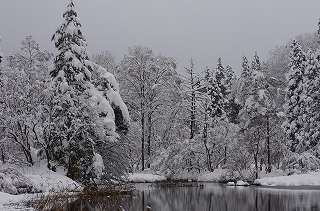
[241, 54, 251, 78]
[251, 52, 261, 72]
[284, 40, 307, 153]
[51, 1, 93, 90]
[0, 36, 3, 65]
[318, 18, 320, 45]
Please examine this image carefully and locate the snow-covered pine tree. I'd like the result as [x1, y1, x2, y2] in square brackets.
[251, 52, 261, 72]
[199, 67, 214, 171]
[224, 65, 236, 91]
[224, 65, 240, 124]
[241, 54, 251, 78]
[283, 48, 320, 171]
[210, 58, 228, 120]
[50, 1, 129, 184]
[199, 64, 225, 171]
[238, 54, 253, 106]
[215, 58, 227, 96]
[302, 49, 320, 150]
[318, 18, 320, 45]
[199, 61, 239, 171]
[50, 1, 97, 183]
[283, 40, 307, 153]
[0, 36, 2, 85]
[0, 35, 3, 65]
[238, 52, 277, 176]
[51, 1, 93, 90]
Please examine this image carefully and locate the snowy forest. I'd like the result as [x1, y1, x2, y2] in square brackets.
[1, 1, 320, 189]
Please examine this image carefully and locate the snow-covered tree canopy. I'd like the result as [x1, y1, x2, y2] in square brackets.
[8, 36, 53, 70]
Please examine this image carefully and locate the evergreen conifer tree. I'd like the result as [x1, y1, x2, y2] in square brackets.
[238, 54, 253, 106]
[302, 50, 320, 149]
[284, 40, 307, 153]
[0, 36, 3, 65]
[251, 52, 261, 72]
[51, 1, 93, 91]
[208, 66, 225, 120]
[241, 54, 251, 78]
[49, 1, 129, 184]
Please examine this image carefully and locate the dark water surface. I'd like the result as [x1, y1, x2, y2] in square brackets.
[69, 183, 320, 211]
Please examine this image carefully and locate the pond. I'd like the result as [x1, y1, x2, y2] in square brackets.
[68, 183, 320, 211]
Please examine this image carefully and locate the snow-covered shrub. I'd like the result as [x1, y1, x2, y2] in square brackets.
[224, 144, 254, 181]
[285, 151, 320, 172]
[0, 167, 33, 194]
[152, 139, 205, 179]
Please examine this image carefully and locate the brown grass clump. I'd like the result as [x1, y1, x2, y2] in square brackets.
[25, 185, 134, 211]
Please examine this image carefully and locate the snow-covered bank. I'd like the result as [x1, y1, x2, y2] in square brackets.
[127, 169, 228, 183]
[0, 162, 82, 210]
[0, 162, 82, 194]
[0, 192, 34, 211]
[128, 173, 167, 183]
[128, 170, 320, 187]
[254, 171, 320, 186]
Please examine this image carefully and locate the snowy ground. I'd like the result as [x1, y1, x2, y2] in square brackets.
[0, 162, 82, 210]
[128, 170, 320, 187]
[0, 192, 34, 210]
[128, 172, 167, 182]
[1, 168, 320, 210]
[0, 161, 82, 194]
[254, 171, 320, 186]
[127, 169, 228, 182]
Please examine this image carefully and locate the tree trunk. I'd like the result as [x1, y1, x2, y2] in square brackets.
[224, 146, 227, 165]
[203, 111, 213, 172]
[254, 141, 259, 179]
[1, 147, 5, 163]
[141, 113, 145, 171]
[147, 114, 152, 169]
[45, 148, 51, 169]
[254, 153, 258, 179]
[266, 115, 271, 173]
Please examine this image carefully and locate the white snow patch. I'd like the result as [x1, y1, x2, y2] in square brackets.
[128, 173, 166, 183]
[254, 172, 320, 186]
[227, 182, 235, 186]
[236, 180, 250, 186]
[93, 153, 104, 178]
[0, 192, 33, 211]
[0, 162, 82, 210]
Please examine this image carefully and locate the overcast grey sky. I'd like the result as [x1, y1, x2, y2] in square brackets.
[1, 0, 320, 75]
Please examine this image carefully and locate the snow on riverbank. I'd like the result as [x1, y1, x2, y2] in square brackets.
[128, 169, 227, 182]
[0, 162, 82, 194]
[128, 172, 167, 182]
[254, 171, 320, 186]
[0, 162, 82, 210]
[1, 168, 320, 210]
[0, 192, 34, 210]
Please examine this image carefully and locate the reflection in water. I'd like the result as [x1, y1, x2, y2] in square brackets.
[68, 183, 320, 211]
[122, 183, 320, 211]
